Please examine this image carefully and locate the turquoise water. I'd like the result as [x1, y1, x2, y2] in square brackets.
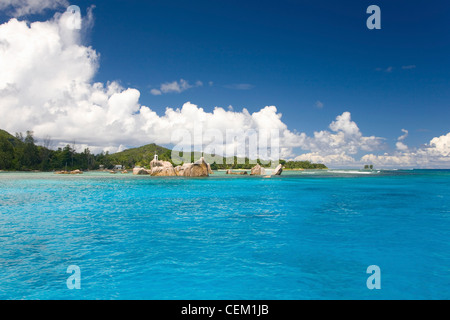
[0, 170, 449, 299]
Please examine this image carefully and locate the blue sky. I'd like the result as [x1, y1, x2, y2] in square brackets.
[0, 0, 449, 167]
[79, 0, 450, 146]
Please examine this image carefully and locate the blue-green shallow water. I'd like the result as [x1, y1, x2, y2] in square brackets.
[0, 170, 449, 299]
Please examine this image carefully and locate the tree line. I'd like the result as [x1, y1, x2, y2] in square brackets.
[0, 130, 110, 171]
[209, 159, 327, 170]
[280, 160, 327, 170]
[0, 130, 327, 171]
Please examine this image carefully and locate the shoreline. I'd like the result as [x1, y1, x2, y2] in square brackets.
[1, 168, 449, 174]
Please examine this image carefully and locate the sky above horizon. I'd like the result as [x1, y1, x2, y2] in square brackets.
[0, 0, 449, 168]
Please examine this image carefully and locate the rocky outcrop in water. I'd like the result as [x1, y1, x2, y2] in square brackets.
[54, 169, 83, 174]
[250, 164, 266, 175]
[133, 157, 212, 177]
[272, 164, 283, 176]
[226, 170, 247, 175]
[149, 158, 177, 176]
[180, 157, 211, 177]
[174, 165, 186, 176]
[133, 167, 150, 175]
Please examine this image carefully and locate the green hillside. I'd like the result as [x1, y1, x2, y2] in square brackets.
[105, 143, 172, 168]
[0, 129, 39, 170]
[0, 128, 327, 171]
[0, 129, 23, 147]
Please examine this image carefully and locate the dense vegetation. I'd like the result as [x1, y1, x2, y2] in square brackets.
[106, 143, 173, 168]
[208, 158, 326, 170]
[280, 160, 328, 170]
[0, 129, 327, 171]
[0, 129, 99, 171]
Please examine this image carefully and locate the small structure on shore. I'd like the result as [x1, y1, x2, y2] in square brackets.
[175, 157, 213, 177]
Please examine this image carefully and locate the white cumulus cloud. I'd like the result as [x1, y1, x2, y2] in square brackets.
[0, 11, 304, 157]
[362, 132, 450, 168]
[0, 7, 449, 169]
[299, 111, 384, 156]
[0, 0, 69, 17]
[151, 79, 202, 95]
